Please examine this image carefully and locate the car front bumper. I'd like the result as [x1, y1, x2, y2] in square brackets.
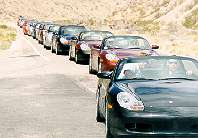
[109, 108, 198, 137]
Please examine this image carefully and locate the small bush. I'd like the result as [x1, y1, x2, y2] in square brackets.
[0, 23, 16, 51]
[133, 20, 160, 35]
[0, 41, 11, 51]
[183, 8, 198, 30]
[0, 24, 8, 29]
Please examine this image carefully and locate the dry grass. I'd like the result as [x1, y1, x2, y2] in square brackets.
[133, 20, 160, 35]
[0, 24, 16, 51]
[168, 43, 198, 57]
[183, 7, 198, 30]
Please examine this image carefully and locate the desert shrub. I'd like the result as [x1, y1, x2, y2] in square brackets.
[0, 23, 16, 51]
[183, 8, 198, 30]
[0, 24, 8, 29]
[133, 20, 160, 35]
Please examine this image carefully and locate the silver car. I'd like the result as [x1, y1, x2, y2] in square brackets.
[44, 25, 60, 50]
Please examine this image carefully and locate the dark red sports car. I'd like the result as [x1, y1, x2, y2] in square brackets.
[89, 35, 159, 73]
[69, 31, 113, 64]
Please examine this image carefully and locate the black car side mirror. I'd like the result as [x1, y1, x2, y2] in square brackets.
[54, 32, 58, 35]
[151, 45, 159, 49]
[71, 36, 77, 40]
[93, 45, 100, 49]
[97, 72, 112, 79]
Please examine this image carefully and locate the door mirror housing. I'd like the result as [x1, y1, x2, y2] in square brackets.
[93, 45, 100, 49]
[151, 45, 159, 49]
[71, 36, 77, 40]
[97, 72, 112, 79]
[54, 32, 58, 35]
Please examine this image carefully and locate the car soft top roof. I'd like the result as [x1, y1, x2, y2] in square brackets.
[104, 35, 147, 40]
[120, 56, 198, 63]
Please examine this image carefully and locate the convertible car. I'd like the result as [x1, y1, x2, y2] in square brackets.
[51, 25, 87, 55]
[43, 24, 60, 49]
[89, 35, 159, 74]
[69, 30, 113, 64]
[96, 56, 198, 138]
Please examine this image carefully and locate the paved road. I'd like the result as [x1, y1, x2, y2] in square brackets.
[0, 27, 105, 138]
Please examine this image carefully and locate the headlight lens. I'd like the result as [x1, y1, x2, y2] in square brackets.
[60, 37, 68, 45]
[80, 43, 90, 50]
[117, 92, 144, 111]
[105, 54, 119, 62]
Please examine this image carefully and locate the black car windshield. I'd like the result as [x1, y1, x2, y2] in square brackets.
[60, 26, 86, 35]
[103, 36, 150, 50]
[80, 31, 112, 41]
[52, 26, 60, 32]
[116, 57, 198, 81]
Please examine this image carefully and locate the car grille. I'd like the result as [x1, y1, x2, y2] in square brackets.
[125, 118, 198, 133]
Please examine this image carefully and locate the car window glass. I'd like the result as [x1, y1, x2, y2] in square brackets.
[104, 37, 150, 50]
[116, 58, 198, 80]
[80, 32, 112, 41]
[61, 26, 86, 35]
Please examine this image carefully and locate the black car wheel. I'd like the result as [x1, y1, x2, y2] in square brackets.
[55, 42, 61, 55]
[51, 43, 54, 53]
[98, 60, 102, 73]
[96, 88, 105, 122]
[75, 51, 80, 64]
[89, 55, 95, 74]
[105, 103, 113, 138]
[69, 46, 73, 61]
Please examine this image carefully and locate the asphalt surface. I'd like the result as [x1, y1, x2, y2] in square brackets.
[0, 27, 105, 138]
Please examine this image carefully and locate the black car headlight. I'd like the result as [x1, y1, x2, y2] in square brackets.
[80, 43, 90, 51]
[117, 92, 144, 111]
[60, 37, 69, 45]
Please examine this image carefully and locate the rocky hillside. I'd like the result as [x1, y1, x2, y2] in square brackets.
[0, 0, 130, 21]
[1, 0, 197, 56]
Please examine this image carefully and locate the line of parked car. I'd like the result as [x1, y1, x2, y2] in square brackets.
[18, 17, 198, 138]
[18, 17, 160, 72]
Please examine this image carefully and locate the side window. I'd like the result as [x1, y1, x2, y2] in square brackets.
[183, 60, 197, 72]
[182, 60, 198, 78]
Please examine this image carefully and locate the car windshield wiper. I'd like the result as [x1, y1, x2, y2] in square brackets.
[159, 78, 196, 81]
[111, 47, 121, 49]
[118, 78, 156, 81]
[128, 47, 142, 49]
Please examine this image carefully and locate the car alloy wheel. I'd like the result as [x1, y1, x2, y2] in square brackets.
[51, 45, 53, 53]
[69, 46, 73, 60]
[55, 42, 60, 55]
[75, 51, 80, 64]
[89, 55, 94, 74]
[51, 40, 56, 53]
[105, 102, 113, 138]
[98, 60, 102, 73]
[96, 88, 105, 122]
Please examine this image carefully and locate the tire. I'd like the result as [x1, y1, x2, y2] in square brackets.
[51, 43, 54, 53]
[98, 60, 102, 73]
[105, 103, 113, 138]
[55, 43, 60, 55]
[69, 46, 73, 60]
[89, 55, 95, 74]
[96, 88, 105, 122]
[75, 51, 80, 64]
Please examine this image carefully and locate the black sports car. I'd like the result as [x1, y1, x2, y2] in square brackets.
[96, 56, 198, 138]
[51, 25, 87, 55]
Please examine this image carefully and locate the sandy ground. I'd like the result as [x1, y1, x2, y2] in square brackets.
[0, 24, 98, 93]
[0, 26, 107, 137]
[1, 0, 197, 59]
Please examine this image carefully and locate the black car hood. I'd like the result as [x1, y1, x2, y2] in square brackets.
[122, 80, 198, 117]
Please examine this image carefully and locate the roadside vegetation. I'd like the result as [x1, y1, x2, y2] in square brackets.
[0, 24, 16, 51]
[183, 8, 198, 30]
